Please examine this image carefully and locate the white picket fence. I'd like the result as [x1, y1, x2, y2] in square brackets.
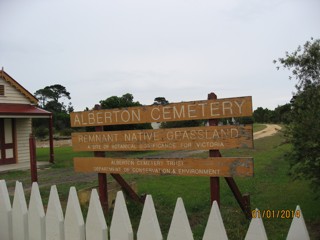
[0, 179, 310, 240]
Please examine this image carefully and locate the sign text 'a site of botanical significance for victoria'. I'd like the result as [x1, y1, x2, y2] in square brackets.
[71, 96, 254, 177]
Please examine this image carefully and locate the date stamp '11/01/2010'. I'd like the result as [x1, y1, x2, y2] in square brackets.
[252, 209, 300, 219]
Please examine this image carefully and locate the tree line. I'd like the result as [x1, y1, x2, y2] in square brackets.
[32, 86, 295, 138]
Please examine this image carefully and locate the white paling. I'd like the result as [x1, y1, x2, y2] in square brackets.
[0, 179, 312, 240]
[110, 191, 133, 240]
[137, 195, 162, 240]
[286, 206, 310, 240]
[203, 201, 228, 240]
[12, 181, 28, 240]
[0, 180, 12, 240]
[245, 208, 268, 240]
[28, 182, 46, 240]
[167, 198, 193, 240]
[46, 185, 65, 240]
[64, 187, 85, 240]
[86, 189, 108, 240]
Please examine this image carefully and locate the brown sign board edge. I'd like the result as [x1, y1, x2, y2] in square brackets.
[71, 125, 253, 152]
[73, 157, 254, 177]
[70, 96, 252, 127]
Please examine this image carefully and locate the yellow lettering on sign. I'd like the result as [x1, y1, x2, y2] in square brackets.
[151, 107, 160, 121]
[210, 102, 220, 117]
[71, 97, 252, 127]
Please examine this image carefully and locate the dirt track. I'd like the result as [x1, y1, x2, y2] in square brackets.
[253, 124, 282, 140]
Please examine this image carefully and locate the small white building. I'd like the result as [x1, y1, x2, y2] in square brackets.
[0, 70, 54, 167]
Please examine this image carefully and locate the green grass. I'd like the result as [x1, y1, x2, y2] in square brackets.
[114, 131, 319, 239]
[1, 126, 319, 239]
[253, 123, 267, 132]
[37, 146, 92, 168]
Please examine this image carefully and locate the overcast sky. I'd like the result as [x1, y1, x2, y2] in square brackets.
[1, 0, 319, 111]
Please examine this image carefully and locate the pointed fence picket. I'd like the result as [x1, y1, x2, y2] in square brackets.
[86, 189, 108, 240]
[137, 195, 162, 240]
[0, 179, 310, 240]
[167, 198, 193, 240]
[12, 181, 28, 240]
[244, 208, 268, 240]
[28, 182, 46, 240]
[0, 179, 12, 240]
[110, 191, 134, 240]
[203, 200, 228, 240]
[64, 186, 85, 240]
[46, 185, 64, 240]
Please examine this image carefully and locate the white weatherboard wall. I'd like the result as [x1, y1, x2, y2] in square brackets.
[0, 180, 311, 240]
[0, 77, 31, 104]
[16, 118, 32, 163]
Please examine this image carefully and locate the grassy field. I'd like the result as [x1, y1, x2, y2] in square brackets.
[121, 130, 320, 239]
[1, 124, 319, 239]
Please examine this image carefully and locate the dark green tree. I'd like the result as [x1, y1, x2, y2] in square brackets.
[100, 93, 139, 109]
[253, 107, 274, 123]
[153, 97, 169, 105]
[34, 84, 72, 113]
[274, 38, 320, 192]
[99, 93, 152, 131]
[234, 116, 254, 124]
[34, 84, 73, 133]
[273, 103, 292, 124]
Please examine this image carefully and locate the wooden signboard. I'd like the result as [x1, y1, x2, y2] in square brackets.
[74, 157, 254, 177]
[70, 93, 254, 216]
[70, 96, 252, 127]
[72, 125, 253, 151]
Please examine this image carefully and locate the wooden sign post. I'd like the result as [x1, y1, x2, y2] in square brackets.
[208, 93, 221, 206]
[207, 93, 251, 218]
[93, 104, 108, 213]
[70, 93, 254, 217]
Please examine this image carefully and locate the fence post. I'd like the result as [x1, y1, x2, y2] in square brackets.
[49, 114, 54, 163]
[29, 134, 38, 183]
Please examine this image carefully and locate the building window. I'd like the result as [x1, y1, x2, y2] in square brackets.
[0, 85, 4, 96]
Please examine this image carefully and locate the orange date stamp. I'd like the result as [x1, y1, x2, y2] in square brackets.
[252, 209, 300, 219]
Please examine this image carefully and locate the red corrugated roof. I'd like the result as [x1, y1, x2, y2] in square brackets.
[0, 103, 51, 116]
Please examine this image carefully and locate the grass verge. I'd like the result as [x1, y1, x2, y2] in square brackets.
[1, 124, 319, 239]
